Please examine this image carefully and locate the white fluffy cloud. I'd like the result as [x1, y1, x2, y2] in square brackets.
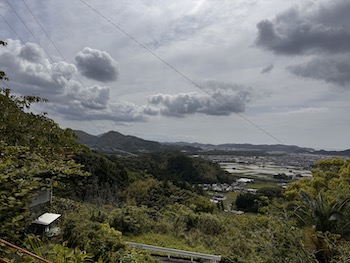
[75, 47, 119, 82]
[146, 81, 258, 117]
[1, 39, 72, 95]
[0, 39, 147, 122]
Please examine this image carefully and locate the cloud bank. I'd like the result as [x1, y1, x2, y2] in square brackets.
[146, 81, 257, 117]
[255, 0, 350, 88]
[288, 56, 350, 87]
[255, 1, 350, 55]
[0, 39, 145, 122]
[1, 40, 259, 123]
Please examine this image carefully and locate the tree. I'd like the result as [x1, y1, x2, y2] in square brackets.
[0, 41, 8, 81]
[0, 47, 89, 242]
[284, 158, 350, 262]
[0, 145, 88, 242]
[285, 158, 350, 203]
[0, 89, 84, 155]
[292, 192, 350, 263]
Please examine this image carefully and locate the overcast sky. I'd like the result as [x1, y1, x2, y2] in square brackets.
[1, 0, 349, 150]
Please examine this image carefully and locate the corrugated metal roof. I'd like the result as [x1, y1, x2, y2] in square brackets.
[33, 213, 61, 226]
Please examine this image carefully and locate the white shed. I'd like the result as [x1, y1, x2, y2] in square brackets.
[34, 213, 61, 226]
[27, 213, 61, 237]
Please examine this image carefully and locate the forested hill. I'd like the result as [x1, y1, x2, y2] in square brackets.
[74, 130, 200, 154]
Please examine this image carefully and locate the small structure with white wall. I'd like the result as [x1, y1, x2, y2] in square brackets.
[26, 213, 61, 238]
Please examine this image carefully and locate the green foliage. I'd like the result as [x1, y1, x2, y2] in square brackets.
[0, 89, 88, 242]
[115, 249, 160, 263]
[18, 235, 94, 263]
[284, 158, 350, 262]
[120, 151, 233, 185]
[295, 192, 350, 235]
[257, 186, 283, 199]
[56, 151, 128, 204]
[0, 41, 8, 81]
[285, 158, 350, 202]
[0, 89, 84, 155]
[120, 176, 216, 212]
[109, 206, 154, 235]
[0, 146, 88, 242]
[63, 210, 125, 262]
[235, 193, 260, 213]
[121, 178, 165, 207]
[235, 188, 282, 213]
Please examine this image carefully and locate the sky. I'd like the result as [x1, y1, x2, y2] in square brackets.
[0, 0, 349, 150]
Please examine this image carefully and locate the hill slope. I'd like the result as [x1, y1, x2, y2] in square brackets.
[74, 130, 178, 154]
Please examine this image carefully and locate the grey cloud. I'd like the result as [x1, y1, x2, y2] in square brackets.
[0, 39, 75, 95]
[288, 56, 350, 88]
[18, 42, 49, 65]
[147, 81, 257, 117]
[75, 85, 110, 110]
[1, 39, 149, 123]
[50, 100, 147, 123]
[142, 105, 160, 116]
[255, 1, 350, 55]
[75, 47, 119, 82]
[261, 64, 274, 74]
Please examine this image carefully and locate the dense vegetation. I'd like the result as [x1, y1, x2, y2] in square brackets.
[2, 40, 350, 262]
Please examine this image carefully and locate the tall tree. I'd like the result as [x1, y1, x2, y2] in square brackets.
[284, 158, 350, 262]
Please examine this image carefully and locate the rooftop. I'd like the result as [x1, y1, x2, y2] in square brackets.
[33, 213, 61, 226]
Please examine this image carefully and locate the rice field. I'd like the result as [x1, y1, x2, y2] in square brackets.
[219, 162, 312, 179]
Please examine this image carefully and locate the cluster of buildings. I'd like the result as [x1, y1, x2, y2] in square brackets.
[198, 178, 257, 196]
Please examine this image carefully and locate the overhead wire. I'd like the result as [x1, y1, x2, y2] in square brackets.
[0, 12, 103, 134]
[2, 0, 109, 135]
[1, 0, 284, 144]
[21, 0, 120, 133]
[0, 0, 120, 134]
[0, 0, 119, 134]
[78, 0, 284, 144]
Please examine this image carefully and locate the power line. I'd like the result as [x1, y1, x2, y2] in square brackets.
[1, 1, 108, 135]
[20, 0, 117, 133]
[78, 0, 284, 144]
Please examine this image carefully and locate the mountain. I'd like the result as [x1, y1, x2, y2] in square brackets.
[75, 130, 350, 156]
[74, 130, 199, 154]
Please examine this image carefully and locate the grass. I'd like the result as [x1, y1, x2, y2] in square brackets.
[245, 182, 280, 189]
[123, 233, 212, 254]
[223, 191, 239, 208]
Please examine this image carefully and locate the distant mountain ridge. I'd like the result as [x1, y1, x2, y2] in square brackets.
[74, 130, 199, 154]
[166, 142, 314, 153]
[74, 130, 350, 156]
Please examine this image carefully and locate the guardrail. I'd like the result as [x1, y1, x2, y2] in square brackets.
[126, 242, 221, 262]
